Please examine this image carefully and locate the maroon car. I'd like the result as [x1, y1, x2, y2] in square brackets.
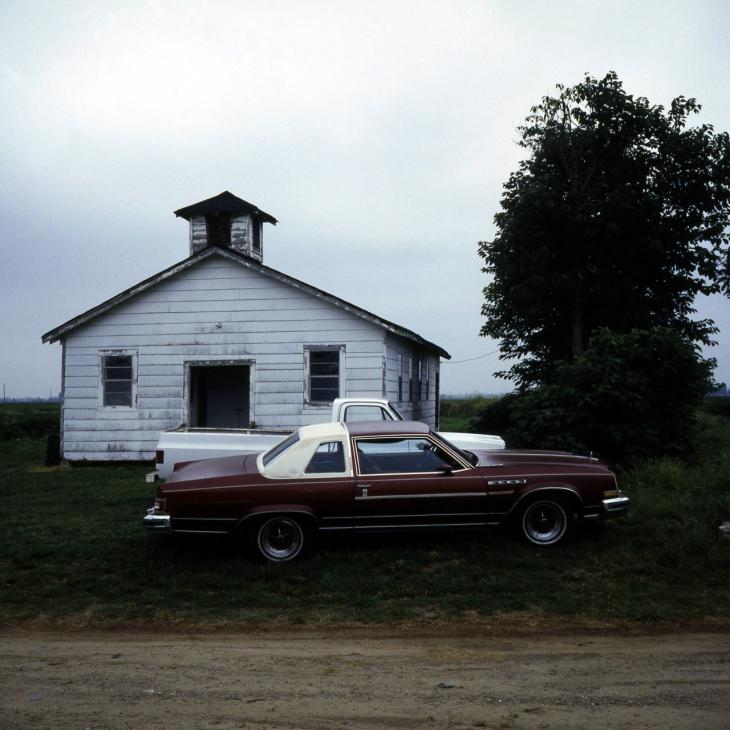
[143, 420, 630, 562]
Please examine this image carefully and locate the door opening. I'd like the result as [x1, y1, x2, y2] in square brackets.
[189, 364, 250, 428]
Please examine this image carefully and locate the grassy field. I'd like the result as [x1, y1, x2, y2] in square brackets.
[1, 400, 729, 627]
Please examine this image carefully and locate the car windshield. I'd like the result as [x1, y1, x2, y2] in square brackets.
[430, 431, 478, 466]
[262, 432, 300, 467]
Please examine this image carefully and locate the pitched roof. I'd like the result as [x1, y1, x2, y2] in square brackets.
[173, 191, 277, 225]
[41, 247, 450, 358]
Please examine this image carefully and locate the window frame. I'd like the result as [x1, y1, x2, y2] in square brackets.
[98, 350, 137, 410]
[304, 440, 347, 474]
[304, 345, 345, 406]
[351, 434, 471, 476]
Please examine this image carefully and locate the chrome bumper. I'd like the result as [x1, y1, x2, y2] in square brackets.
[143, 508, 172, 532]
[602, 495, 630, 518]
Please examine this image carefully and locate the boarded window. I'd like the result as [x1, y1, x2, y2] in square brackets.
[102, 355, 133, 407]
[252, 220, 261, 252]
[308, 349, 341, 403]
[409, 357, 417, 402]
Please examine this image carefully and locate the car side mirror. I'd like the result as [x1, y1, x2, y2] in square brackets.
[439, 463, 453, 475]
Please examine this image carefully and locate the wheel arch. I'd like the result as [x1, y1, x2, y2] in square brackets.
[235, 505, 319, 534]
[508, 484, 583, 518]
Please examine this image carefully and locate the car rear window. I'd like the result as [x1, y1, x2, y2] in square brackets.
[262, 432, 300, 467]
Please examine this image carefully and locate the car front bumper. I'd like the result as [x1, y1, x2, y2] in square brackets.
[601, 495, 631, 518]
[143, 509, 172, 533]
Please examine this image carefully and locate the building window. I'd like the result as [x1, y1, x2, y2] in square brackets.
[409, 357, 417, 402]
[425, 362, 430, 401]
[102, 354, 134, 407]
[397, 353, 403, 401]
[307, 348, 342, 403]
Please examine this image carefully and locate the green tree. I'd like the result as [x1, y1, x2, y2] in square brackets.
[479, 72, 730, 388]
[471, 328, 715, 464]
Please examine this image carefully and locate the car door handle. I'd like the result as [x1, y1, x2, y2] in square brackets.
[356, 483, 371, 490]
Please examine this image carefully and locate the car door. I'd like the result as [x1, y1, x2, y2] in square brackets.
[351, 434, 489, 529]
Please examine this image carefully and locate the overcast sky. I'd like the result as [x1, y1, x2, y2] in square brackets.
[1, 0, 729, 397]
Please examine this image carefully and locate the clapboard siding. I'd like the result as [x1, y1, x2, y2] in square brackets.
[384, 334, 438, 427]
[61, 254, 396, 460]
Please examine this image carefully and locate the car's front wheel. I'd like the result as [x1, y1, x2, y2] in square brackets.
[252, 516, 308, 562]
[518, 498, 571, 546]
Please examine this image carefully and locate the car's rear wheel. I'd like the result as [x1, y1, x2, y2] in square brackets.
[252, 516, 307, 563]
[518, 498, 571, 546]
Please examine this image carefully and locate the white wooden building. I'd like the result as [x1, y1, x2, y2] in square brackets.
[42, 192, 450, 461]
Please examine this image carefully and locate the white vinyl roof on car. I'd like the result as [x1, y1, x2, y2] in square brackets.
[258, 422, 352, 479]
[298, 422, 349, 443]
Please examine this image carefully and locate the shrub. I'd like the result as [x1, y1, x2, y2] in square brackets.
[471, 328, 714, 465]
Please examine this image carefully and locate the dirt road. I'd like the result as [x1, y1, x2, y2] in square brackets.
[1, 627, 729, 729]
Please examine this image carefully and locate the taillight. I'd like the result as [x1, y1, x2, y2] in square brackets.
[155, 449, 164, 464]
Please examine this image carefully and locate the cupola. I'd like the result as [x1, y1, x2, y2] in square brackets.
[174, 191, 277, 263]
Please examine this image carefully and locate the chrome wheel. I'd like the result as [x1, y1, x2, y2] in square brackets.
[521, 500, 569, 546]
[256, 517, 305, 562]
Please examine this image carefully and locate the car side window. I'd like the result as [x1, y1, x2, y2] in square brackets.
[355, 437, 461, 474]
[305, 441, 346, 474]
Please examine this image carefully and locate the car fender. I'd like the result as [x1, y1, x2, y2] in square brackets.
[235, 504, 319, 532]
[507, 483, 583, 517]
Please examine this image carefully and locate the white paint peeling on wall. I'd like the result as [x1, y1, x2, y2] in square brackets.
[59, 253, 439, 461]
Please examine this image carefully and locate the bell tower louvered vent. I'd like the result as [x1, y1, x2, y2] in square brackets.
[174, 191, 277, 263]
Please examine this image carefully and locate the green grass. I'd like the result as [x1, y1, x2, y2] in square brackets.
[1, 402, 729, 627]
[0, 401, 60, 440]
[439, 396, 496, 432]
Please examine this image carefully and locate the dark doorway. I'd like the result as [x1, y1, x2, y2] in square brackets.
[189, 365, 250, 428]
[205, 213, 231, 248]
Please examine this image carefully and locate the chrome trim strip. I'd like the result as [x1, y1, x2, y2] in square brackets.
[353, 521, 487, 529]
[489, 490, 515, 496]
[175, 517, 238, 522]
[487, 479, 527, 486]
[356, 512, 486, 519]
[164, 479, 353, 494]
[502, 452, 599, 460]
[486, 472, 602, 479]
[173, 529, 230, 534]
[238, 509, 317, 524]
[355, 492, 486, 501]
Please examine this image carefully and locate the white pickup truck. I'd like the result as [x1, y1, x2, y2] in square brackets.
[153, 397, 505, 480]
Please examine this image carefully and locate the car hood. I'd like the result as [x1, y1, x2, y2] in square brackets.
[164, 453, 259, 485]
[472, 448, 610, 471]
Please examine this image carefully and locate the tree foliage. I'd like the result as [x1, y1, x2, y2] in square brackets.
[479, 72, 730, 388]
[471, 328, 715, 464]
